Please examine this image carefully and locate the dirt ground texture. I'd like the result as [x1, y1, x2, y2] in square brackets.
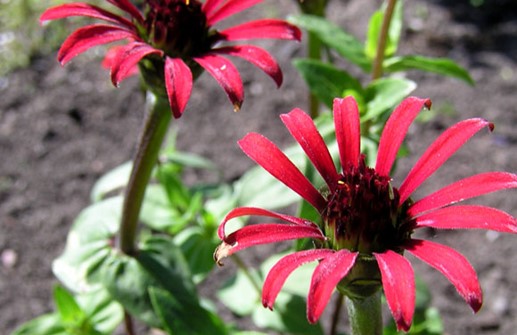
[1, 0, 516, 334]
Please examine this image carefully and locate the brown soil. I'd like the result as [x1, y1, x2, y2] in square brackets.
[1, 0, 516, 334]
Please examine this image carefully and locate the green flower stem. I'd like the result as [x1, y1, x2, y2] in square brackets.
[371, 0, 398, 80]
[231, 254, 263, 297]
[119, 92, 171, 255]
[345, 291, 383, 335]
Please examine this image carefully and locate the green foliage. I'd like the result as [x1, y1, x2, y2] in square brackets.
[365, 0, 403, 60]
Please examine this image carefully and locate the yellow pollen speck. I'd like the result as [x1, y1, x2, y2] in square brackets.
[337, 180, 345, 184]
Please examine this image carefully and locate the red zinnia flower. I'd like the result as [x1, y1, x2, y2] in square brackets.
[40, 0, 301, 118]
[214, 96, 517, 331]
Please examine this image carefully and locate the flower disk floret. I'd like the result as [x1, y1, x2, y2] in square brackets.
[214, 96, 517, 332]
[40, 0, 301, 118]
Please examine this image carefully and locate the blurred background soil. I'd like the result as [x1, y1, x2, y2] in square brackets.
[1, 0, 516, 334]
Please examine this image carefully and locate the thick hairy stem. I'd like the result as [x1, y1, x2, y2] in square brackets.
[371, 0, 398, 80]
[119, 92, 171, 255]
[345, 290, 383, 335]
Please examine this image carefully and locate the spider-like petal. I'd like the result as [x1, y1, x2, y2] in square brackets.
[262, 249, 334, 310]
[164, 57, 193, 118]
[40, 3, 135, 28]
[409, 172, 517, 216]
[281, 109, 339, 191]
[219, 19, 302, 41]
[374, 251, 415, 332]
[333, 97, 361, 169]
[307, 250, 358, 323]
[405, 239, 482, 313]
[206, 0, 263, 26]
[375, 97, 431, 176]
[214, 224, 325, 265]
[194, 54, 244, 112]
[110, 42, 162, 86]
[57, 24, 136, 65]
[214, 45, 282, 87]
[415, 205, 517, 233]
[238, 133, 327, 211]
[106, 0, 144, 23]
[218, 206, 319, 240]
[399, 118, 494, 204]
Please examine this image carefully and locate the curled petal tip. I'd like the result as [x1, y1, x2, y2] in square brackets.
[424, 98, 432, 110]
[233, 102, 242, 112]
[396, 319, 413, 333]
[469, 294, 483, 313]
[213, 242, 235, 266]
[488, 122, 495, 132]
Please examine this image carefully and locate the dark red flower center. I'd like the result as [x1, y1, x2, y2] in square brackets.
[144, 0, 213, 58]
[323, 156, 415, 254]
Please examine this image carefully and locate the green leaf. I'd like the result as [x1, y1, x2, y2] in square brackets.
[11, 314, 66, 335]
[287, 14, 370, 71]
[52, 197, 122, 292]
[217, 269, 262, 316]
[252, 294, 323, 335]
[293, 58, 363, 109]
[90, 161, 132, 202]
[174, 226, 218, 283]
[363, 77, 416, 121]
[149, 287, 228, 335]
[365, 0, 403, 60]
[162, 150, 217, 171]
[384, 55, 474, 85]
[76, 287, 123, 334]
[53, 285, 85, 325]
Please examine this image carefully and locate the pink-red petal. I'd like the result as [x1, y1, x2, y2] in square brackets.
[399, 118, 494, 204]
[333, 97, 361, 169]
[110, 42, 162, 86]
[206, 0, 263, 26]
[280, 108, 339, 191]
[106, 0, 144, 23]
[238, 133, 327, 211]
[40, 3, 135, 28]
[307, 250, 358, 323]
[219, 19, 302, 41]
[57, 24, 136, 65]
[405, 239, 482, 312]
[164, 57, 193, 118]
[415, 205, 517, 233]
[214, 224, 325, 265]
[409, 172, 517, 217]
[214, 45, 283, 87]
[374, 251, 415, 332]
[375, 97, 432, 176]
[202, 0, 227, 18]
[194, 54, 244, 112]
[262, 249, 334, 310]
[218, 206, 319, 240]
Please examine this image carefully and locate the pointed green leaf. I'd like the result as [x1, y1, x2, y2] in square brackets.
[53, 286, 85, 325]
[288, 14, 370, 71]
[384, 55, 474, 85]
[11, 314, 66, 335]
[363, 77, 416, 121]
[293, 58, 363, 109]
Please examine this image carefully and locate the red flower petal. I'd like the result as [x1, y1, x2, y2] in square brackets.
[399, 118, 494, 204]
[165, 57, 193, 118]
[307, 250, 358, 323]
[238, 133, 327, 211]
[110, 42, 162, 86]
[202, 0, 227, 18]
[206, 0, 263, 26]
[374, 251, 415, 332]
[194, 54, 243, 112]
[214, 224, 325, 265]
[415, 205, 517, 233]
[410, 172, 517, 216]
[219, 19, 302, 41]
[405, 239, 483, 312]
[214, 45, 282, 87]
[106, 0, 144, 23]
[281, 109, 339, 191]
[333, 97, 361, 169]
[218, 206, 319, 240]
[375, 97, 432, 176]
[102, 45, 138, 78]
[57, 24, 136, 65]
[40, 3, 134, 28]
[262, 249, 334, 310]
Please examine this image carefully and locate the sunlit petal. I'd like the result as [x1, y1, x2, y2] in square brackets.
[219, 19, 302, 41]
[333, 97, 361, 169]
